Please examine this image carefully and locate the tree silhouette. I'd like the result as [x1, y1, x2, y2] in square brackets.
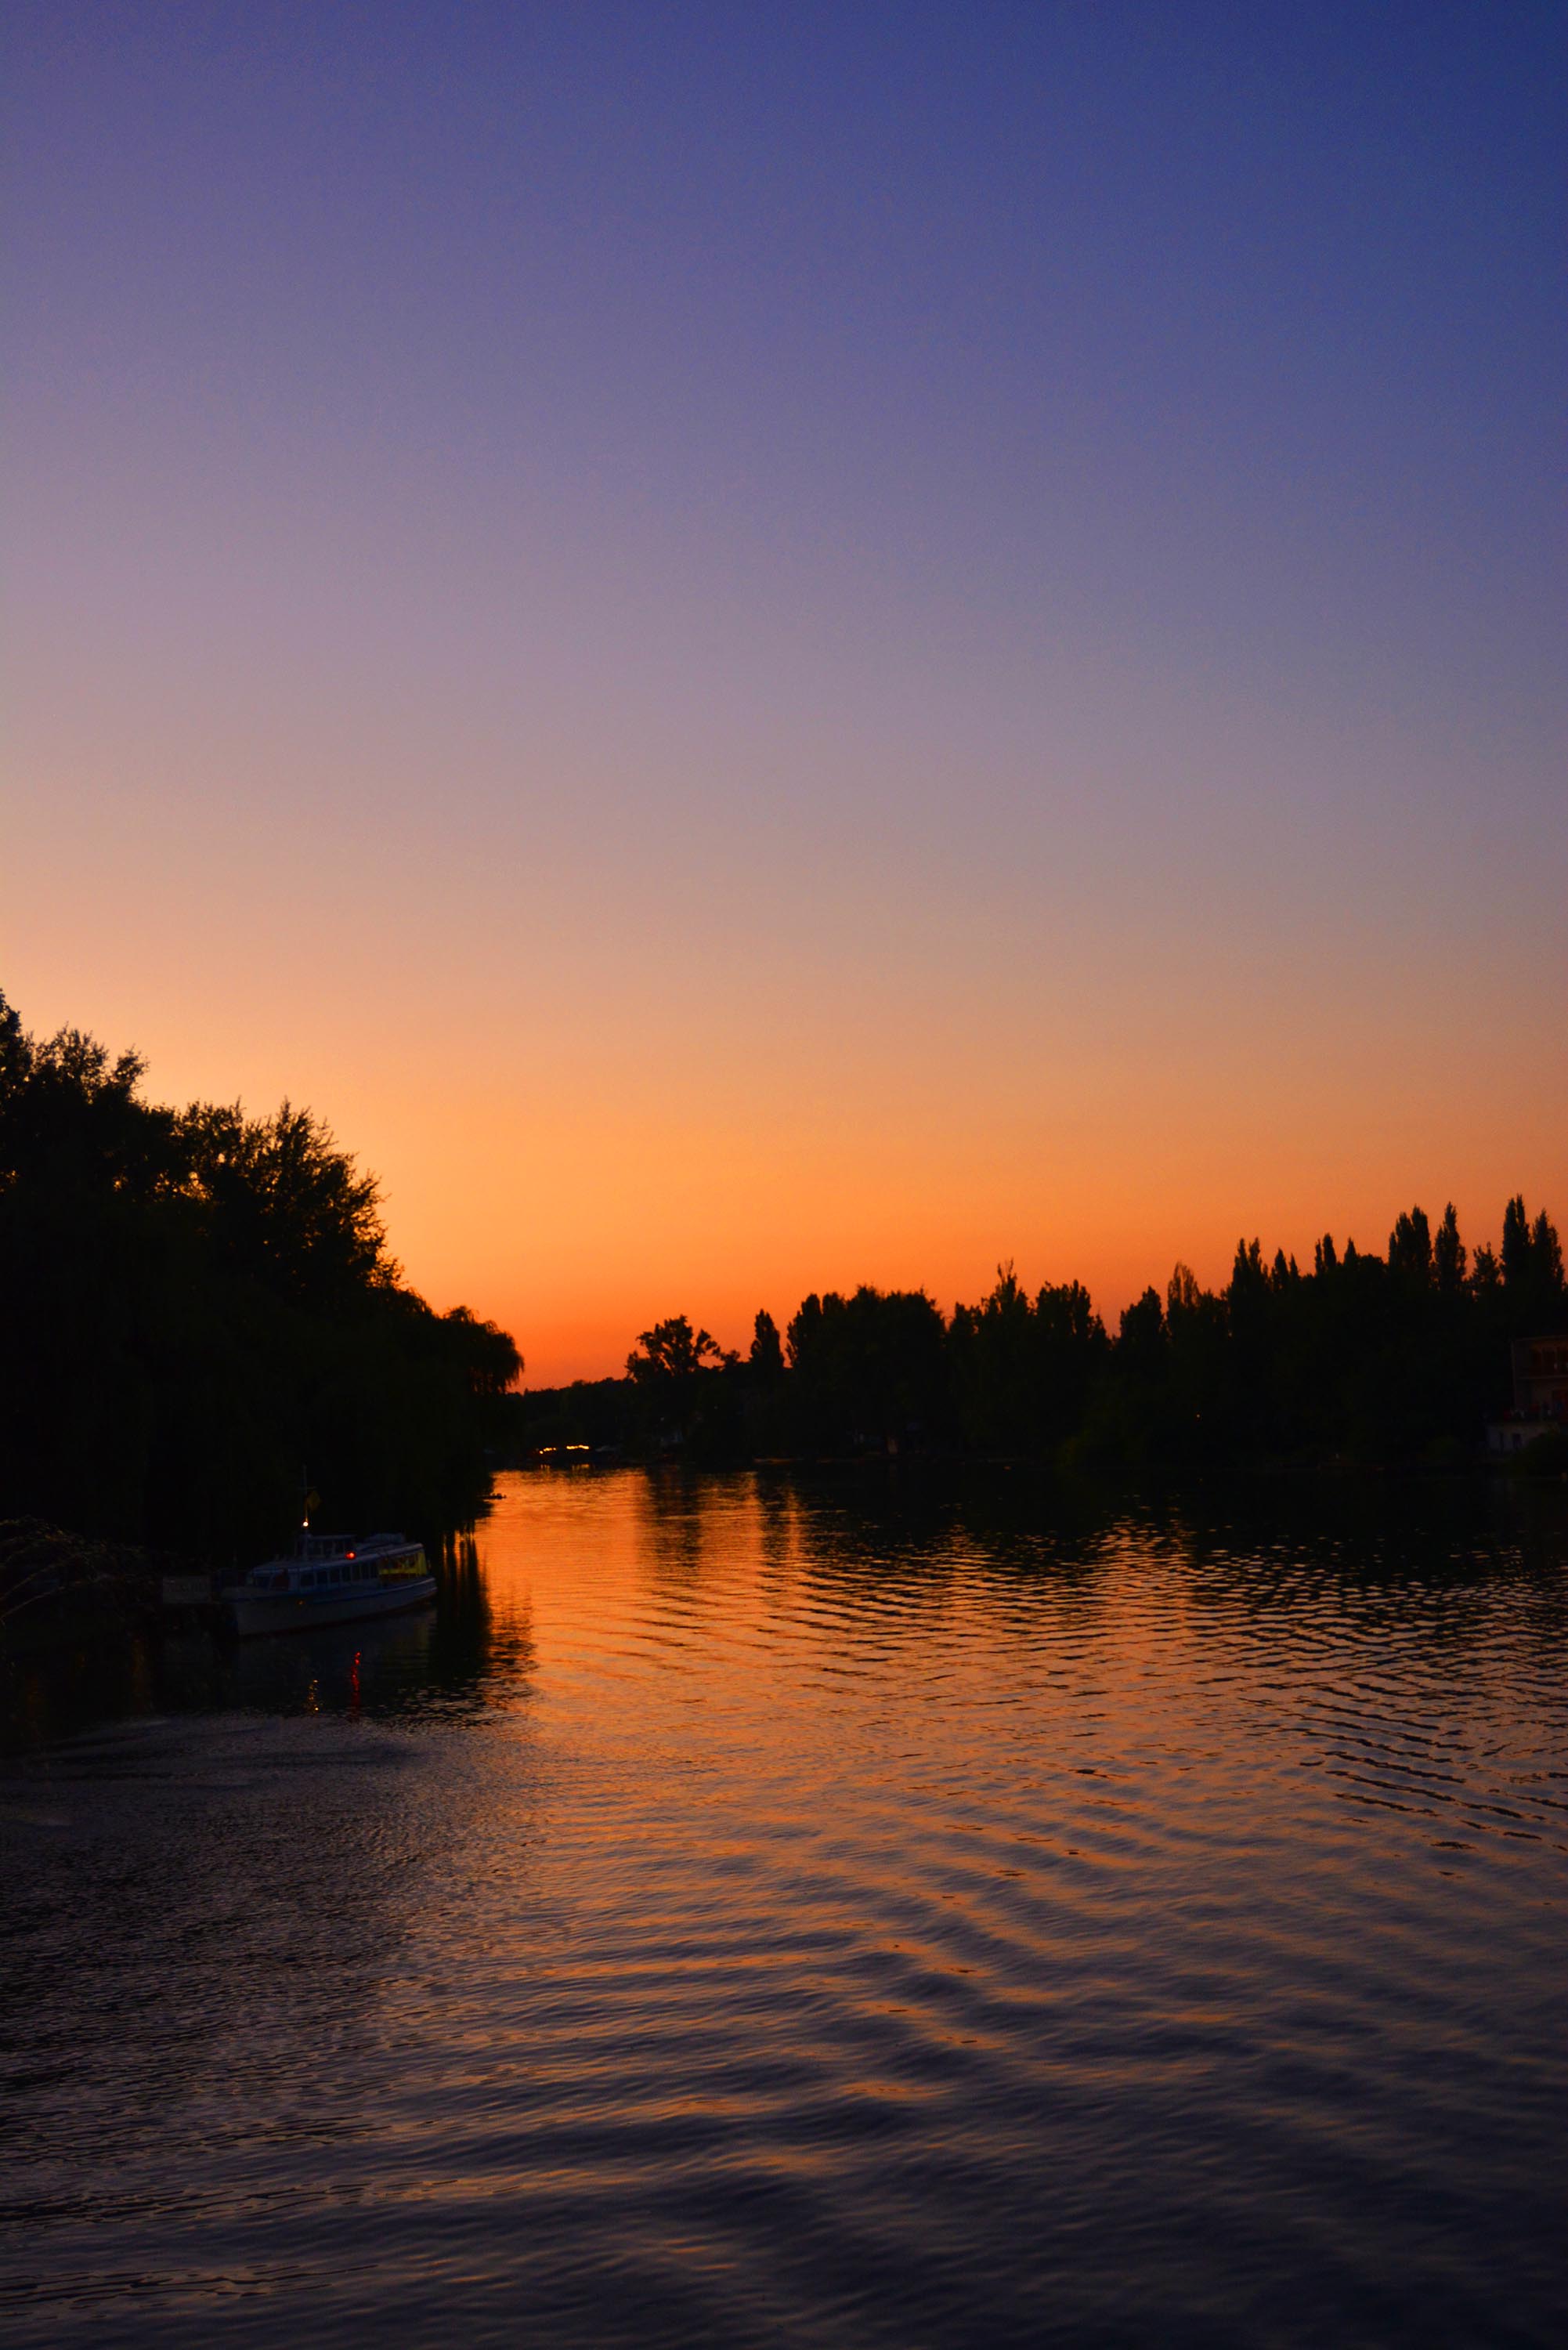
[749, 1309, 785, 1383]
[627, 1314, 729, 1383]
[0, 988, 520, 1556]
[1435, 1203, 1467, 1291]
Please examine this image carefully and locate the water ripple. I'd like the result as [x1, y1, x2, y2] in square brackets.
[1, 1468, 1565, 2347]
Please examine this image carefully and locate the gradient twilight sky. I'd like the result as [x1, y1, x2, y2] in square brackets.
[5, 2, 1565, 1380]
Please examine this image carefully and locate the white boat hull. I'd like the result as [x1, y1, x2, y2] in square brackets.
[229, 1573, 437, 1638]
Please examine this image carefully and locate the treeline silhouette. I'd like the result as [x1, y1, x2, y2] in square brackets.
[520, 1200, 1566, 1470]
[0, 991, 519, 1563]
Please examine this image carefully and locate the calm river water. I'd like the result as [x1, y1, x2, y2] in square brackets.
[2, 1469, 1566, 2347]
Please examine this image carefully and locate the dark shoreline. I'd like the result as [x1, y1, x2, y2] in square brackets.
[7, 1462, 1564, 1756]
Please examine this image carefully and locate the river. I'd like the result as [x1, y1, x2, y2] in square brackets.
[2, 1468, 1565, 2346]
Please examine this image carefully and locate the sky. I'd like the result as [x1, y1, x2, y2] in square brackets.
[4, 1, 1565, 1382]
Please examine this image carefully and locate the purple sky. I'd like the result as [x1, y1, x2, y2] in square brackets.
[5, 3, 1565, 1377]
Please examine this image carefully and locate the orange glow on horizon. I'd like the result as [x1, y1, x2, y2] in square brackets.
[6, 4, 1564, 1390]
[7, 833, 1563, 1386]
[6, 824, 1563, 1387]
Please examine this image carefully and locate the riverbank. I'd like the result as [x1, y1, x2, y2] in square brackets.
[0, 1520, 168, 1657]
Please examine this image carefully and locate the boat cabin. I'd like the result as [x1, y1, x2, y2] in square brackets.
[240, 1531, 425, 1593]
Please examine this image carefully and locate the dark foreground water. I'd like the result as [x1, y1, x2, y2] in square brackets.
[2, 1470, 1566, 2348]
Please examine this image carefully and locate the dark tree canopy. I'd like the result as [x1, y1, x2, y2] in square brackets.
[749, 1310, 785, 1383]
[11, 984, 1553, 1515]
[520, 1195, 1565, 1471]
[627, 1315, 730, 1385]
[0, 989, 520, 1560]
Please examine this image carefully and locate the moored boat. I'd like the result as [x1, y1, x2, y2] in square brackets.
[228, 1531, 435, 1636]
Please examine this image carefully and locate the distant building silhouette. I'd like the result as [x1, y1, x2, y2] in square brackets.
[1487, 1335, 1568, 1454]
